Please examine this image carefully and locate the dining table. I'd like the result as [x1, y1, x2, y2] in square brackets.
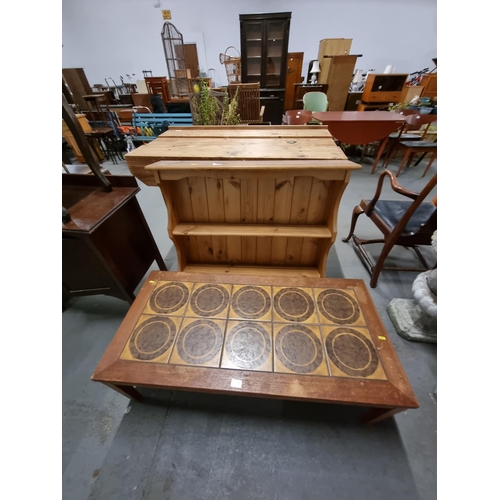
[312, 111, 406, 173]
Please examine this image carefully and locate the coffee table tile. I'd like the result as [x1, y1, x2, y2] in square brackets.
[120, 314, 182, 363]
[272, 286, 319, 324]
[321, 326, 387, 380]
[221, 320, 273, 372]
[273, 323, 328, 377]
[313, 287, 366, 327]
[184, 283, 232, 319]
[143, 281, 193, 317]
[169, 317, 226, 368]
[229, 285, 273, 322]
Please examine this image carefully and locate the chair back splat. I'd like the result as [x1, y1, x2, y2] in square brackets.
[229, 83, 265, 124]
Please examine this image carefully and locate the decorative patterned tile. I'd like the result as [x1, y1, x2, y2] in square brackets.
[169, 317, 226, 368]
[221, 320, 273, 372]
[321, 326, 387, 380]
[184, 283, 232, 319]
[313, 288, 367, 327]
[228, 285, 273, 322]
[273, 323, 328, 377]
[272, 286, 319, 324]
[120, 314, 182, 363]
[142, 281, 194, 316]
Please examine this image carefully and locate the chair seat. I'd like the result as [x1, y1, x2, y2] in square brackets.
[389, 133, 422, 140]
[365, 200, 436, 234]
[86, 127, 114, 136]
[399, 140, 437, 148]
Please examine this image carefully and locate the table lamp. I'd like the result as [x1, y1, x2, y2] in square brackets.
[310, 60, 320, 84]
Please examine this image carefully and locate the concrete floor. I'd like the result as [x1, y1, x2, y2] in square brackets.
[63, 153, 437, 500]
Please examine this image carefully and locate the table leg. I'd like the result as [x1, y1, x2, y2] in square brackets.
[361, 407, 404, 424]
[103, 382, 144, 402]
[371, 135, 390, 174]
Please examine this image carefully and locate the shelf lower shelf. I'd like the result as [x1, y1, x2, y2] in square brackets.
[183, 264, 320, 278]
[173, 224, 332, 238]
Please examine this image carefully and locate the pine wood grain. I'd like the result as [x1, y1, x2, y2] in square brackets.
[126, 128, 358, 276]
[223, 178, 242, 264]
[205, 178, 227, 263]
[160, 125, 333, 138]
[187, 177, 213, 263]
[172, 224, 331, 238]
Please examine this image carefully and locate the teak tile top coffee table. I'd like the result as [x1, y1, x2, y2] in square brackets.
[92, 271, 418, 424]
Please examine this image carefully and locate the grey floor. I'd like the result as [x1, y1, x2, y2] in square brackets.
[63, 152, 437, 500]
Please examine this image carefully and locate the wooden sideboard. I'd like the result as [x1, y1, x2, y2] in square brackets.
[124, 126, 360, 277]
[62, 174, 166, 304]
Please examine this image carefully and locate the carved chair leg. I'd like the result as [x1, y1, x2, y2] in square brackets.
[342, 205, 365, 243]
[422, 152, 437, 177]
[370, 239, 396, 288]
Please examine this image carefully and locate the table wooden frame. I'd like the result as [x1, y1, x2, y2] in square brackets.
[92, 271, 419, 424]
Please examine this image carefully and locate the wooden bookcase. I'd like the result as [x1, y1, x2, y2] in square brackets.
[240, 12, 291, 124]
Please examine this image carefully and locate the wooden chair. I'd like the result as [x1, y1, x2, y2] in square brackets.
[343, 170, 437, 288]
[145, 76, 171, 105]
[303, 92, 328, 124]
[381, 114, 437, 177]
[229, 83, 265, 124]
[367, 109, 419, 168]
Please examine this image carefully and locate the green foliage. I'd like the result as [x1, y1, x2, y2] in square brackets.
[222, 86, 240, 125]
[388, 102, 410, 111]
[191, 79, 240, 126]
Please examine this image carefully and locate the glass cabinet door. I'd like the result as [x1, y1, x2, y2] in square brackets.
[242, 22, 264, 83]
[264, 21, 286, 87]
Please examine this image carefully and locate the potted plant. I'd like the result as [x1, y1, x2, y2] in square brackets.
[190, 79, 241, 125]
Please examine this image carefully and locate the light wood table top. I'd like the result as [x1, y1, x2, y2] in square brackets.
[159, 125, 333, 139]
[125, 125, 352, 186]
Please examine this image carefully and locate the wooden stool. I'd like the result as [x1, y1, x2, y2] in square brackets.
[85, 127, 123, 164]
[83, 94, 110, 120]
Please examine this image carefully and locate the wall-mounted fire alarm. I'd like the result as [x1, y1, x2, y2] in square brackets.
[162, 10, 171, 20]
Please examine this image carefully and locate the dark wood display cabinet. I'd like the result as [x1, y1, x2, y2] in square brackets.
[62, 174, 167, 305]
[240, 12, 291, 124]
